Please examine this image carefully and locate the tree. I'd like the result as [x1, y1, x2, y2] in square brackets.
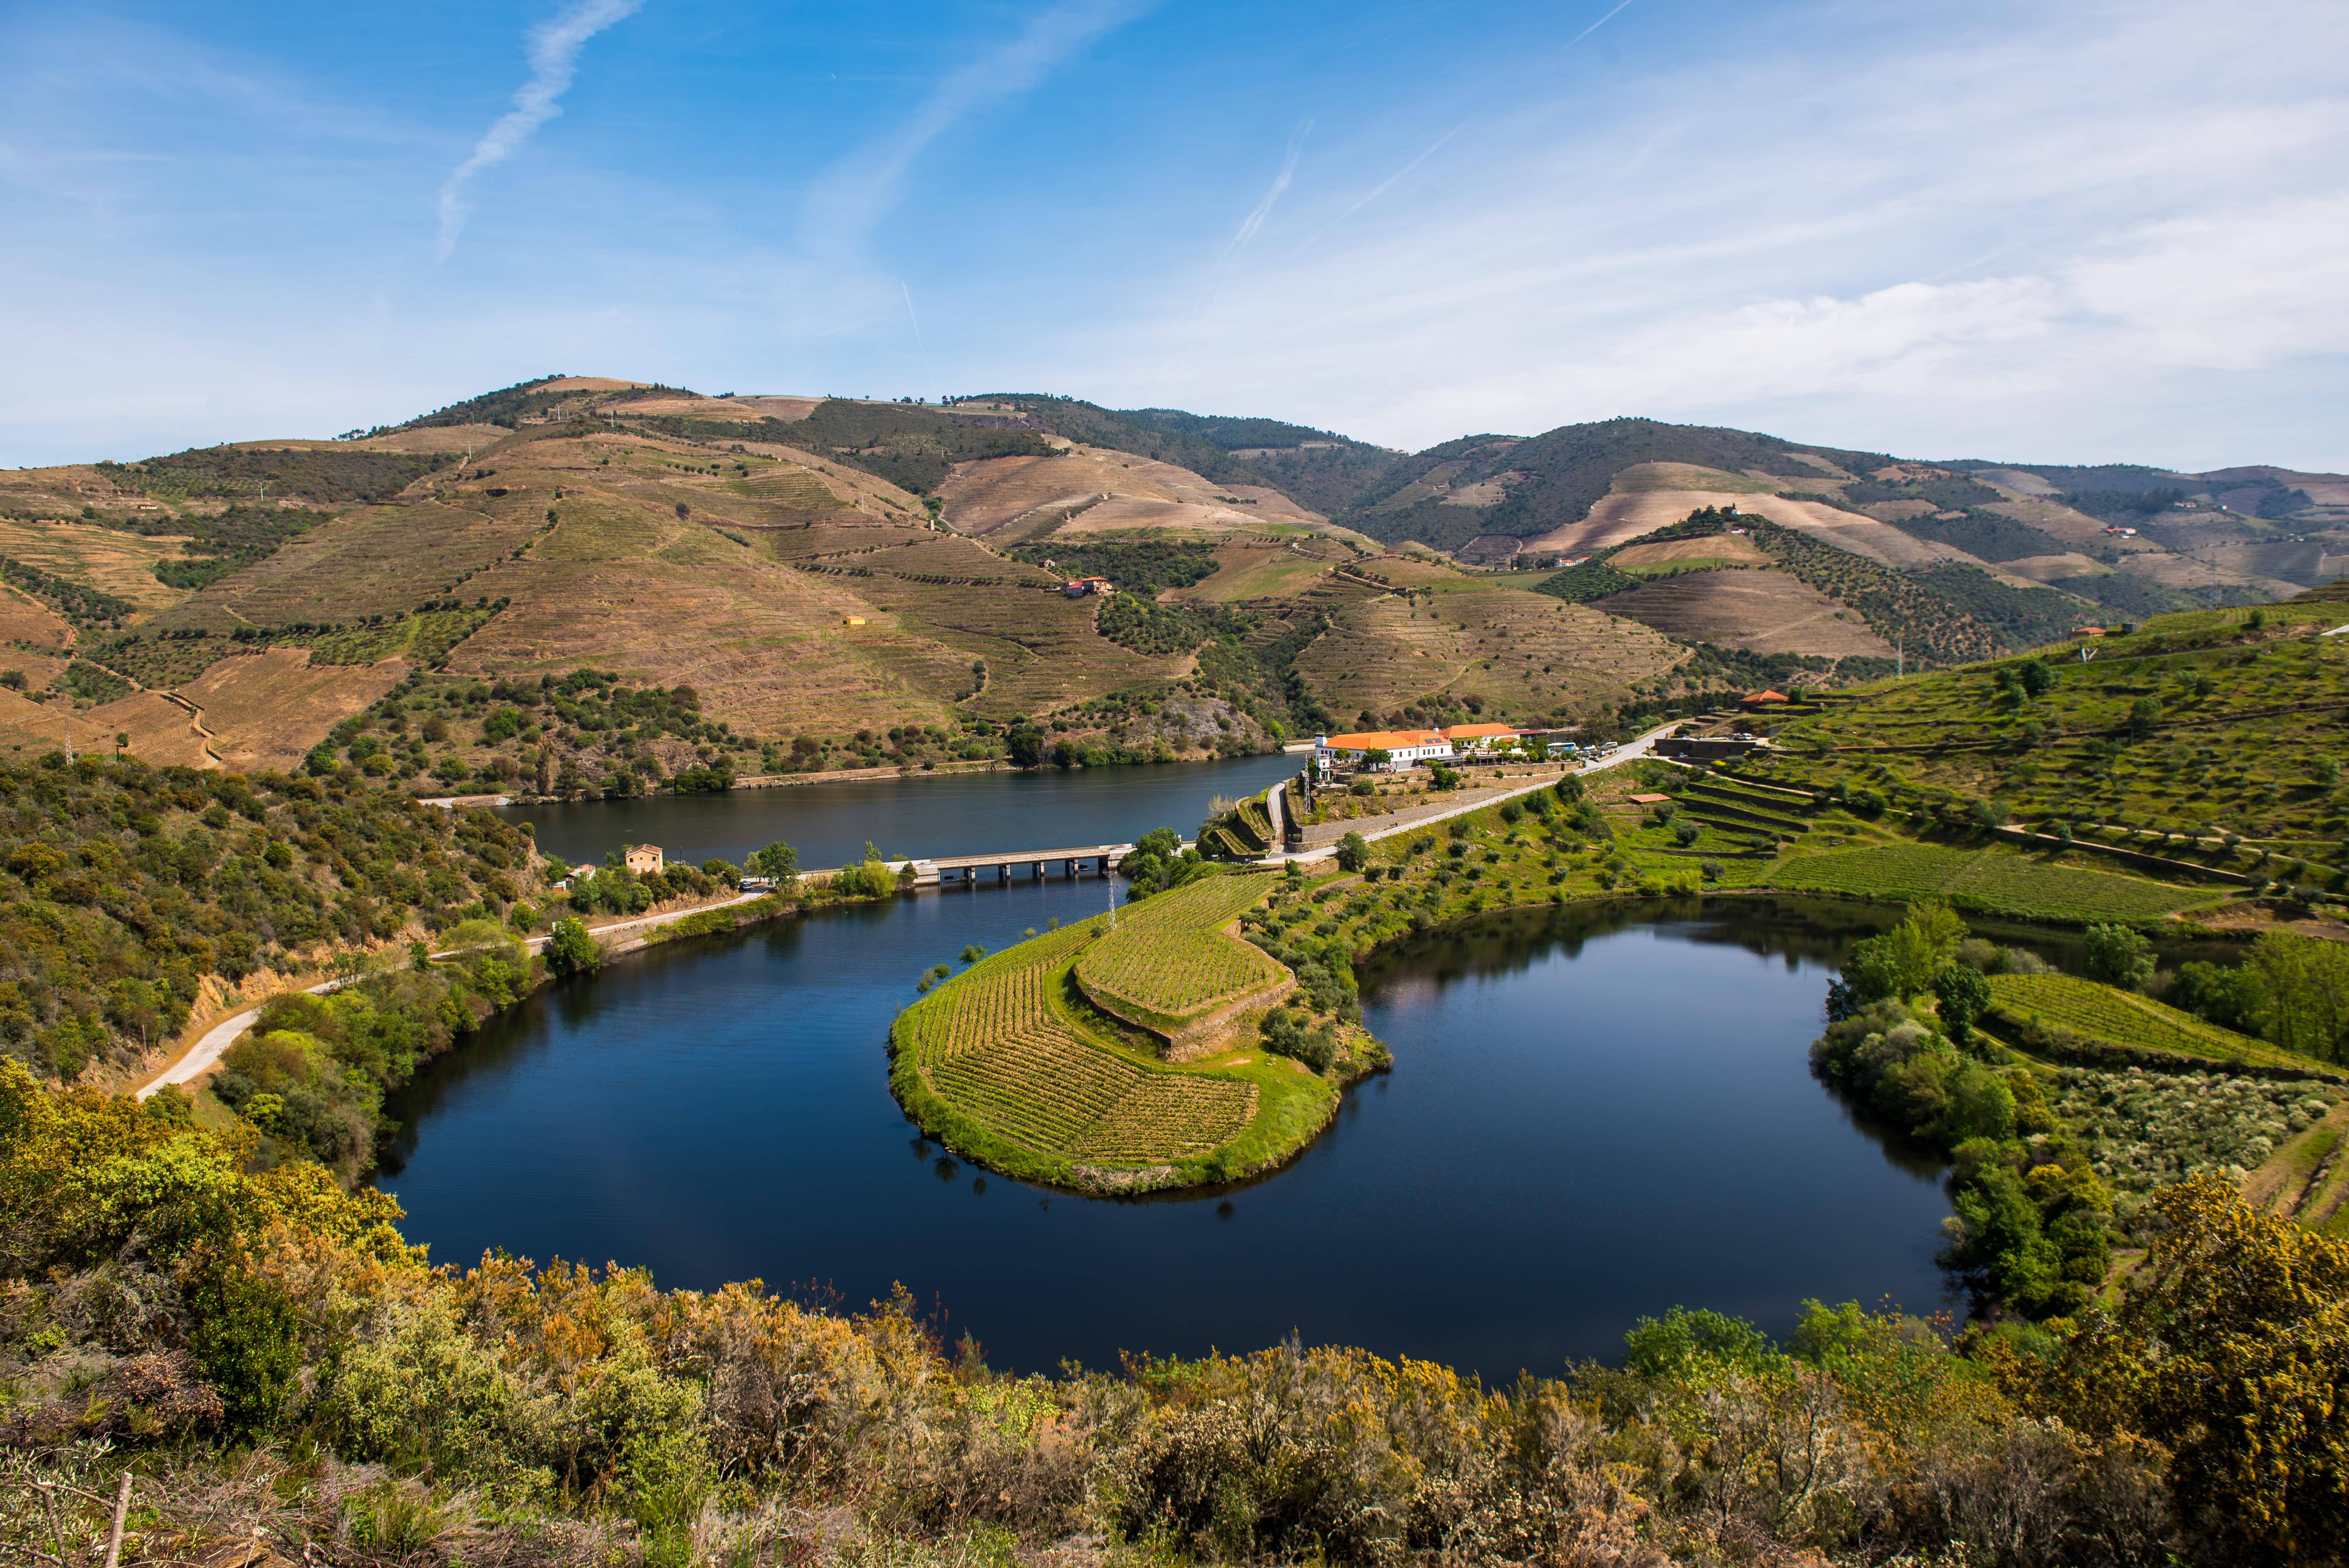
[1554, 773, 1584, 804]
[674, 501, 691, 519]
[1135, 826, 1181, 860]
[2246, 930, 2349, 1060]
[1932, 962, 1991, 1041]
[1362, 748, 1392, 769]
[2018, 659, 2055, 697]
[185, 1254, 301, 1436]
[745, 841, 800, 891]
[547, 917, 600, 976]
[2049, 1176, 2349, 1563]
[1966, 796, 2006, 831]
[1008, 725, 1045, 769]
[2083, 922, 2157, 992]
[1334, 832, 1369, 873]
[1885, 900, 1966, 998]
[1846, 900, 1968, 1003]
[533, 748, 551, 795]
[2126, 695, 2161, 736]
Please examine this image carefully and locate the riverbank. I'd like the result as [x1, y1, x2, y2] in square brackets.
[133, 880, 876, 1103]
[893, 727, 2306, 1201]
[429, 744, 1300, 811]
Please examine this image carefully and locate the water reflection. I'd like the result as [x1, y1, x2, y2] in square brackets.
[496, 751, 1305, 871]
[383, 886, 1969, 1376]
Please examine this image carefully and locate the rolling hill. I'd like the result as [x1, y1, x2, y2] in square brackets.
[1, 375, 2339, 795]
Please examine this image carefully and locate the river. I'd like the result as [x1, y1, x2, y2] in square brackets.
[379, 883, 1960, 1379]
[495, 751, 1306, 871]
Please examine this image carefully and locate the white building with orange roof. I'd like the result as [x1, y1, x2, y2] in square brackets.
[1313, 728, 1453, 771]
[1439, 721, 1520, 754]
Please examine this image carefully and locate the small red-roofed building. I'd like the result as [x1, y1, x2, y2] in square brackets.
[1738, 690, 1789, 709]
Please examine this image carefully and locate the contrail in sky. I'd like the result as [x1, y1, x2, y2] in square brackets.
[902, 281, 926, 349]
[1221, 122, 1312, 262]
[1289, 0, 1633, 258]
[1562, 0, 1638, 53]
[436, 0, 643, 260]
[1163, 121, 1313, 388]
[1292, 121, 1467, 257]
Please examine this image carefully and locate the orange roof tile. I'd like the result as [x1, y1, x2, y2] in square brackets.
[1321, 729, 1447, 750]
[1440, 722, 1518, 739]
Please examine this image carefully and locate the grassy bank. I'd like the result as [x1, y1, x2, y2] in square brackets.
[889, 870, 1381, 1194]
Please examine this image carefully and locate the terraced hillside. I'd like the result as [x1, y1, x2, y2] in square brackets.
[1984, 972, 2308, 1071]
[1291, 584, 1686, 728]
[1073, 873, 1291, 1041]
[1546, 507, 2080, 665]
[891, 877, 1369, 1192]
[1750, 596, 2349, 885]
[9, 378, 2338, 791]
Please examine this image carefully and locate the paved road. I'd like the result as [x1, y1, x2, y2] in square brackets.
[134, 891, 766, 1101]
[1264, 721, 1684, 865]
[134, 732, 1681, 1100]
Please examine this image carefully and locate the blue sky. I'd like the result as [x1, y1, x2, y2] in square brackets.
[5, 0, 2346, 470]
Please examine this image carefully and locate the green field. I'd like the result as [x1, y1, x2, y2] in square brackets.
[1987, 971, 2314, 1070]
[890, 912, 1341, 1192]
[1745, 608, 2349, 880]
[1773, 843, 2222, 922]
[1073, 871, 1290, 1035]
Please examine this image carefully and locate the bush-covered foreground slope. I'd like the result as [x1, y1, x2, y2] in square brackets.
[5, 1076, 2345, 1567]
[0, 752, 545, 1087]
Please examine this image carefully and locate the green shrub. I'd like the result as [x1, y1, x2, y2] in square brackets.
[184, 1255, 301, 1436]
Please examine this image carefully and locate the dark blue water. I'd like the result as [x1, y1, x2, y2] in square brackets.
[380, 891, 1955, 1378]
[496, 752, 1303, 871]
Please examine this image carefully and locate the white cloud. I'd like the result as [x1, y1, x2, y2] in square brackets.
[436, 0, 644, 260]
[1091, 0, 2349, 466]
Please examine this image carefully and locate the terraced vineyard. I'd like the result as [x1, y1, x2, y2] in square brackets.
[1986, 973, 2315, 1070]
[1291, 587, 1687, 727]
[1775, 843, 2222, 922]
[1074, 872, 1290, 1036]
[892, 918, 1315, 1192]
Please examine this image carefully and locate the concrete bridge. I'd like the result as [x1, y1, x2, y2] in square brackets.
[918, 843, 1133, 886]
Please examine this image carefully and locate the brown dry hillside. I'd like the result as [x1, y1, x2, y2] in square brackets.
[0, 585, 74, 651]
[0, 520, 193, 613]
[441, 493, 975, 736]
[1588, 570, 1895, 657]
[182, 649, 405, 771]
[939, 447, 1330, 543]
[1292, 588, 1685, 726]
[150, 501, 527, 630]
[52, 420, 1224, 745]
